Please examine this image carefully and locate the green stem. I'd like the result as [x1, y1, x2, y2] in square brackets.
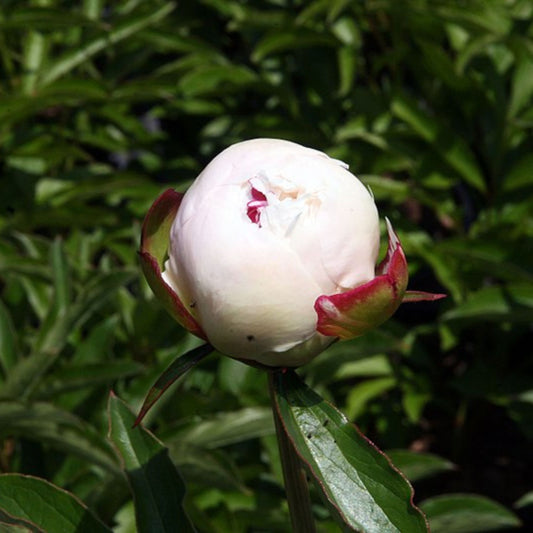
[268, 371, 317, 533]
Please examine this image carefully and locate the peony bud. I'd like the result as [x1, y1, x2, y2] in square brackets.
[140, 139, 444, 367]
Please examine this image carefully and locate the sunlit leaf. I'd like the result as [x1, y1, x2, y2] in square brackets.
[345, 377, 397, 420]
[273, 370, 428, 532]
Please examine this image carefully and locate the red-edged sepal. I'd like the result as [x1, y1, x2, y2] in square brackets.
[315, 219, 443, 339]
[140, 189, 207, 340]
[402, 290, 446, 302]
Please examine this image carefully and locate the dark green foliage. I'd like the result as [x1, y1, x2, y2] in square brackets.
[0, 0, 531, 531]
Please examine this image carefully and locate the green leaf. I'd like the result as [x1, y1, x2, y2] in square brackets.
[0, 474, 111, 533]
[165, 406, 274, 448]
[436, 239, 533, 283]
[50, 237, 71, 315]
[73, 271, 137, 325]
[273, 370, 428, 532]
[405, 232, 464, 303]
[32, 238, 72, 353]
[21, 28, 45, 95]
[345, 377, 396, 420]
[83, 0, 104, 21]
[252, 30, 337, 62]
[178, 64, 258, 97]
[385, 451, 455, 483]
[37, 174, 161, 209]
[337, 46, 357, 96]
[504, 152, 533, 191]
[0, 271, 135, 400]
[168, 441, 246, 492]
[39, 2, 176, 87]
[138, 29, 215, 54]
[71, 315, 121, 362]
[134, 343, 213, 426]
[359, 175, 410, 203]
[0, 507, 40, 532]
[0, 300, 18, 377]
[508, 42, 533, 118]
[0, 401, 119, 473]
[437, 3, 512, 35]
[39, 79, 109, 100]
[0, 7, 102, 30]
[515, 490, 533, 510]
[391, 95, 486, 192]
[302, 332, 399, 386]
[421, 494, 521, 533]
[328, 354, 393, 382]
[443, 283, 533, 323]
[217, 356, 259, 396]
[36, 361, 144, 399]
[107, 393, 195, 533]
[0, 248, 50, 280]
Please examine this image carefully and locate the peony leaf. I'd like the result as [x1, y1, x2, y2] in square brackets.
[420, 494, 521, 533]
[391, 94, 486, 192]
[0, 474, 111, 533]
[0, 513, 38, 532]
[0, 300, 18, 377]
[0, 401, 119, 474]
[108, 393, 195, 533]
[167, 406, 274, 448]
[272, 370, 428, 532]
[385, 450, 455, 483]
[442, 283, 533, 323]
[134, 343, 214, 427]
[39, 3, 177, 87]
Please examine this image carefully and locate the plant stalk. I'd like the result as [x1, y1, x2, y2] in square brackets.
[268, 370, 317, 533]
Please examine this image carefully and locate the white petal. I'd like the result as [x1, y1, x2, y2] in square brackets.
[168, 182, 323, 358]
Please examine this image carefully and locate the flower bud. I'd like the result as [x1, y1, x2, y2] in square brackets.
[140, 139, 444, 367]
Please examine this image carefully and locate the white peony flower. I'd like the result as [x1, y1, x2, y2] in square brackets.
[140, 139, 444, 367]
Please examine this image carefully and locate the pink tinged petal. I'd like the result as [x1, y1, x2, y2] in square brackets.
[314, 219, 409, 339]
[140, 189, 207, 340]
[246, 186, 268, 225]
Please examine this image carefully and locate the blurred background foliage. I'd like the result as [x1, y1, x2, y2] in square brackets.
[0, 0, 532, 531]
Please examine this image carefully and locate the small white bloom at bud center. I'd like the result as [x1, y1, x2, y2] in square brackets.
[247, 173, 321, 238]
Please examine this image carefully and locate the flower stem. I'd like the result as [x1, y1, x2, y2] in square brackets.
[268, 370, 317, 533]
